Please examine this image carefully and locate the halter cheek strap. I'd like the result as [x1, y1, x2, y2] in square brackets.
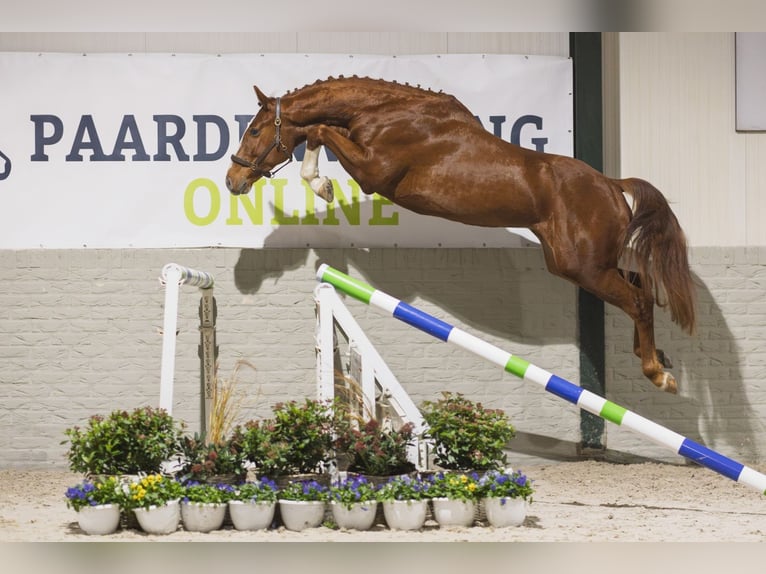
[230, 97, 292, 177]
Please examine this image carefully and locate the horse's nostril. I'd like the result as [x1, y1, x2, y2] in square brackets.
[225, 176, 233, 192]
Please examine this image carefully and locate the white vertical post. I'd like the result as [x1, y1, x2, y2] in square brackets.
[314, 283, 336, 402]
[159, 265, 183, 413]
[158, 263, 215, 416]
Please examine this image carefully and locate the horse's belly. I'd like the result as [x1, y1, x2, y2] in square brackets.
[393, 182, 541, 228]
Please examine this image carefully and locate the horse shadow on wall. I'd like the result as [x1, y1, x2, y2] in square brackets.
[232, 222, 573, 346]
[233, 217, 764, 462]
[607, 273, 764, 463]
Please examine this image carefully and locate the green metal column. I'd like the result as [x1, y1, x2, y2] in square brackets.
[570, 32, 606, 453]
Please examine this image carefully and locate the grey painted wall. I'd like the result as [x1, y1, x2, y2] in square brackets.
[4, 247, 766, 469]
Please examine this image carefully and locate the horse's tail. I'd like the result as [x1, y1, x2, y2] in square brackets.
[620, 178, 696, 334]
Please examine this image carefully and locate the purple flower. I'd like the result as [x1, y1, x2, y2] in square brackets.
[259, 477, 278, 491]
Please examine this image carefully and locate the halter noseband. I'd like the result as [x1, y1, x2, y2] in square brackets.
[230, 97, 292, 177]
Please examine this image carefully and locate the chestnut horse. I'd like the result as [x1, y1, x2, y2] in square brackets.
[225, 76, 696, 393]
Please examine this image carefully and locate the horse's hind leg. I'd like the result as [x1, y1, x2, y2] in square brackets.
[586, 270, 676, 392]
[541, 242, 676, 392]
[625, 271, 673, 369]
[633, 325, 672, 368]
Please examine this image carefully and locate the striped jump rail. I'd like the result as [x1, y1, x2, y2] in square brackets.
[316, 263, 766, 494]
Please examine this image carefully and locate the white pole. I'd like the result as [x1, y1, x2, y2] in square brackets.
[159, 265, 183, 413]
[158, 263, 215, 415]
[314, 283, 337, 402]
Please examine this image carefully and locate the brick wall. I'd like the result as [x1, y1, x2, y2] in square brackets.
[1, 246, 764, 469]
[606, 247, 766, 464]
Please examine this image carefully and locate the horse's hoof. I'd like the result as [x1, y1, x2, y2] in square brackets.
[657, 349, 673, 369]
[311, 177, 334, 203]
[655, 372, 677, 394]
[321, 179, 334, 202]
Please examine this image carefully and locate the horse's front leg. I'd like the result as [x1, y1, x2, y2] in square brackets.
[303, 125, 381, 193]
[299, 145, 334, 203]
[300, 125, 359, 203]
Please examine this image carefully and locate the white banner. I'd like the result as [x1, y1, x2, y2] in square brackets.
[0, 53, 572, 249]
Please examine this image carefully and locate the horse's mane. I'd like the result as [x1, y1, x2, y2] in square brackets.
[285, 75, 448, 98]
[283, 75, 475, 122]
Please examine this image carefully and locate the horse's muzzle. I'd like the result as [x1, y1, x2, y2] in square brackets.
[225, 173, 251, 196]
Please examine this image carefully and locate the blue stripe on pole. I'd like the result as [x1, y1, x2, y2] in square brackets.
[678, 438, 745, 482]
[545, 375, 584, 405]
[393, 301, 454, 342]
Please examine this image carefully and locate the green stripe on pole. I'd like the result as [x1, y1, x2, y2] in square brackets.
[600, 401, 627, 425]
[319, 266, 376, 304]
[505, 355, 529, 378]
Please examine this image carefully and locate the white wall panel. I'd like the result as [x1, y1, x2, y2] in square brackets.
[297, 32, 448, 54]
[0, 31, 568, 56]
[618, 32, 766, 248]
[446, 32, 569, 56]
[0, 32, 147, 52]
[144, 32, 299, 53]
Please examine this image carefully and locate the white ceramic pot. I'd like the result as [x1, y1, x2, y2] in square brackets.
[132, 499, 180, 535]
[76, 503, 121, 535]
[382, 499, 428, 531]
[330, 501, 378, 531]
[180, 501, 227, 533]
[483, 496, 527, 527]
[228, 500, 276, 531]
[431, 498, 476, 528]
[278, 500, 326, 531]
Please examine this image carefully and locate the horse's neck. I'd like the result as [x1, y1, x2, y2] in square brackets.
[285, 82, 377, 126]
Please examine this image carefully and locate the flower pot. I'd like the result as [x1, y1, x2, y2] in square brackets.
[382, 499, 427, 531]
[330, 501, 378, 531]
[180, 501, 227, 533]
[76, 503, 121, 535]
[431, 498, 476, 528]
[483, 496, 527, 527]
[88, 473, 142, 529]
[278, 500, 326, 531]
[228, 500, 276, 531]
[132, 499, 180, 535]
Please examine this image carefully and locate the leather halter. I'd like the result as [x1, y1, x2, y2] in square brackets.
[230, 97, 292, 177]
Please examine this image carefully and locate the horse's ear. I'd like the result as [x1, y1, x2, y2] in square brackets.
[253, 85, 272, 108]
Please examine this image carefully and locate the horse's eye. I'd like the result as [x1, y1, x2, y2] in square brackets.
[250, 128, 260, 137]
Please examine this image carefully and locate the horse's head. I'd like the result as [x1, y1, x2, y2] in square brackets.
[226, 86, 295, 195]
